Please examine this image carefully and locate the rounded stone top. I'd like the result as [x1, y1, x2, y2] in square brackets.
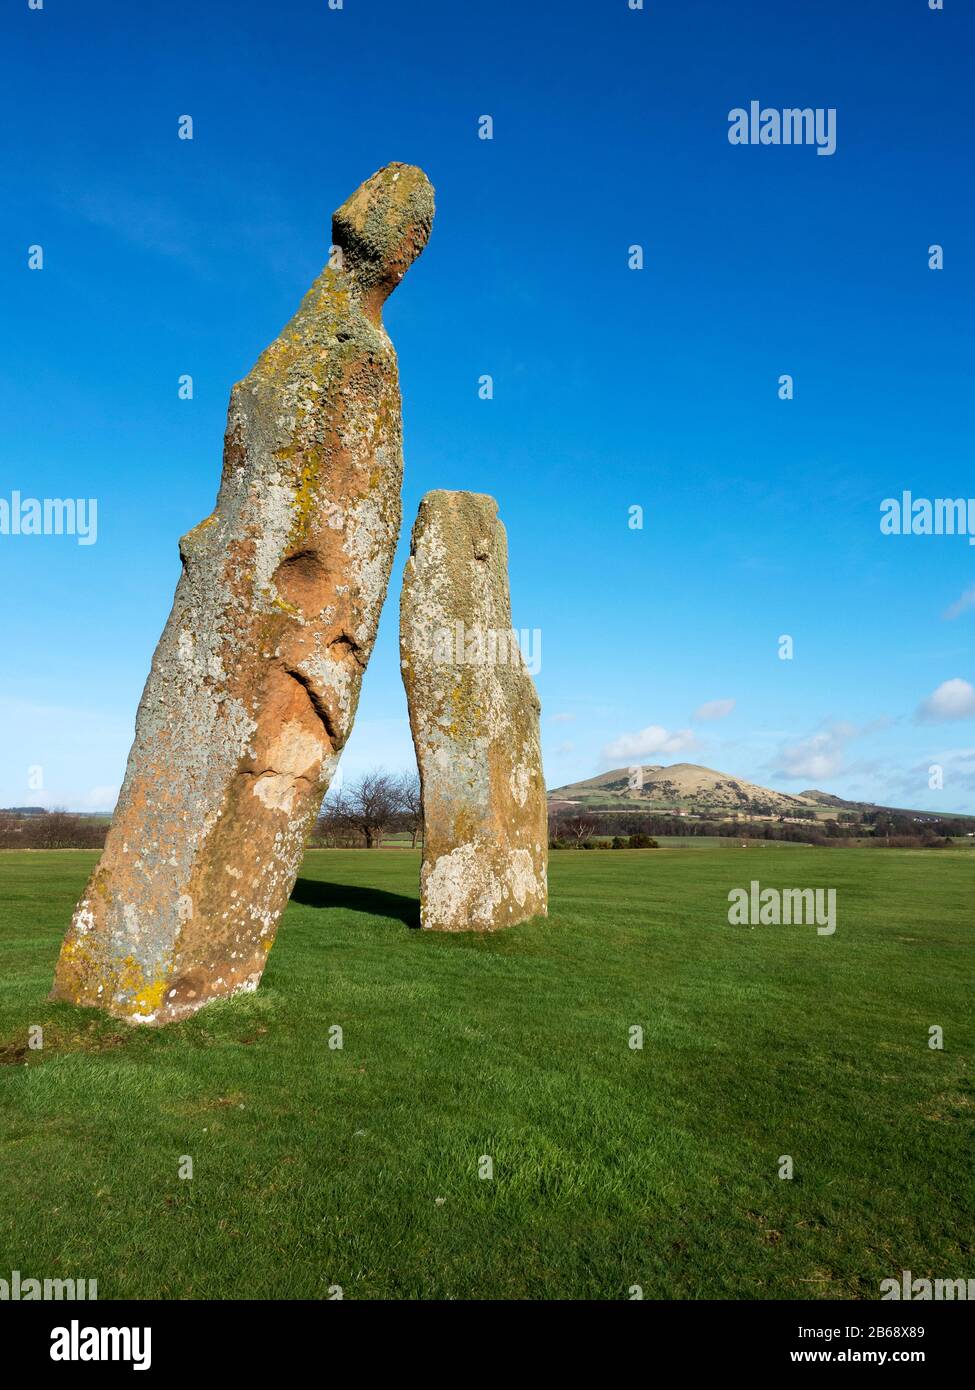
[332, 163, 435, 314]
[417, 490, 499, 524]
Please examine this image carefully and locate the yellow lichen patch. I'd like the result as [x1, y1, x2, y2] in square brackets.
[271, 437, 334, 556]
[446, 676, 480, 741]
[313, 271, 349, 319]
[91, 869, 112, 900]
[290, 450, 325, 535]
[55, 928, 103, 999]
[183, 515, 218, 543]
[253, 333, 303, 387]
[269, 594, 300, 617]
[111, 956, 171, 1020]
[115, 955, 145, 996]
[453, 807, 478, 843]
[129, 978, 168, 1019]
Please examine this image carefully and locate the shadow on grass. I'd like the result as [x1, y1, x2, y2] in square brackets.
[290, 877, 421, 930]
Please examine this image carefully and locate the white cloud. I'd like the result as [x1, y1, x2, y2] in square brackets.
[916, 678, 975, 723]
[693, 698, 735, 722]
[602, 725, 696, 761]
[549, 712, 576, 724]
[776, 722, 857, 781]
[943, 586, 975, 621]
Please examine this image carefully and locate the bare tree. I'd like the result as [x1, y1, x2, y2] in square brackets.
[559, 812, 600, 847]
[311, 794, 352, 847]
[396, 771, 423, 848]
[340, 770, 402, 848]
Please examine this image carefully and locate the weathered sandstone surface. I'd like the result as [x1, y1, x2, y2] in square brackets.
[53, 164, 434, 1022]
[400, 490, 547, 931]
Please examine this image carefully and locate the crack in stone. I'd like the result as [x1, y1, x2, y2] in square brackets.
[282, 665, 340, 750]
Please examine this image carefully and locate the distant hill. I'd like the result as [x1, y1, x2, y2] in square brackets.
[547, 763, 975, 826]
[548, 763, 821, 816]
[798, 789, 855, 809]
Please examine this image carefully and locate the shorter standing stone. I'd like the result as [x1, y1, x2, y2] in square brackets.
[400, 490, 548, 930]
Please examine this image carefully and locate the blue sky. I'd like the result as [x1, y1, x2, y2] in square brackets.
[2, 0, 974, 814]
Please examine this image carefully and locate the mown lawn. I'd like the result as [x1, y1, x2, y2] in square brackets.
[0, 845, 971, 1300]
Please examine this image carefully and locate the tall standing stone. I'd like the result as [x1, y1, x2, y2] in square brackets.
[52, 164, 435, 1024]
[400, 490, 548, 930]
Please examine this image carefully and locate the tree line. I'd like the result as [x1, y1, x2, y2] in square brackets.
[0, 771, 424, 852]
[4, 777, 971, 851]
[548, 807, 966, 848]
[0, 810, 108, 850]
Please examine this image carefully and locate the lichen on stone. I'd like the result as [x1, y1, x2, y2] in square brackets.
[51, 164, 435, 1024]
[400, 491, 548, 932]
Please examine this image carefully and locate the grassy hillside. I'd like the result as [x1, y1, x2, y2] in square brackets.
[548, 762, 975, 834]
[0, 847, 971, 1299]
[549, 761, 818, 815]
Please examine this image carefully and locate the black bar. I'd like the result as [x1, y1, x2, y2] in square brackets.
[1, 1298, 967, 1373]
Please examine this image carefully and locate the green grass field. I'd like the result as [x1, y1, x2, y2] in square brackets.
[0, 846, 971, 1300]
